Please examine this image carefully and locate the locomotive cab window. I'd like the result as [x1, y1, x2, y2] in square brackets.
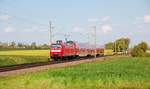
[65, 41, 74, 47]
[51, 44, 61, 48]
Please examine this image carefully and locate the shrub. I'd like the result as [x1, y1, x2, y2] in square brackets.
[138, 42, 148, 52]
[131, 46, 145, 57]
[131, 42, 149, 57]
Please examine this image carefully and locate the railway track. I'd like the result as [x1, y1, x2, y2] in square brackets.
[0, 62, 49, 72]
[0, 56, 97, 72]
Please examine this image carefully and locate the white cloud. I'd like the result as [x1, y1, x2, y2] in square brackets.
[0, 15, 11, 22]
[101, 25, 112, 33]
[22, 25, 48, 32]
[31, 26, 39, 31]
[101, 16, 111, 22]
[88, 18, 99, 22]
[133, 17, 141, 25]
[144, 15, 150, 23]
[72, 26, 84, 33]
[4, 26, 16, 32]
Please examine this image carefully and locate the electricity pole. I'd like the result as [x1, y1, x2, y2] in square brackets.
[94, 26, 97, 58]
[87, 34, 90, 49]
[49, 21, 52, 46]
[49, 21, 52, 61]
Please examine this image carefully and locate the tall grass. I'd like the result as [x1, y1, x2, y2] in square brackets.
[0, 55, 48, 66]
[0, 57, 150, 89]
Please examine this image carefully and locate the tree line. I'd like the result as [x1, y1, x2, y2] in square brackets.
[0, 41, 49, 49]
[105, 38, 150, 57]
[105, 38, 130, 54]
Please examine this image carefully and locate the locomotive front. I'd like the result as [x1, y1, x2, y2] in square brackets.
[50, 40, 64, 60]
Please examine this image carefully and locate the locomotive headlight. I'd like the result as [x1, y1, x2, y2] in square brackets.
[51, 50, 61, 52]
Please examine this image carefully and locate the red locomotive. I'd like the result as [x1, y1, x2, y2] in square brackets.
[49, 40, 104, 61]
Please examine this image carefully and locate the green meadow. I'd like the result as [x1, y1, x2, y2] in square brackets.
[0, 57, 150, 89]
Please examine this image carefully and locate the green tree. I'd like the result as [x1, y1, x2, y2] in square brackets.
[116, 39, 123, 52]
[0, 42, 3, 48]
[131, 45, 145, 57]
[24, 44, 31, 49]
[138, 42, 148, 52]
[115, 38, 130, 52]
[41, 44, 49, 49]
[131, 42, 148, 57]
[105, 42, 114, 49]
[2, 43, 9, 48]
[124, 38, 130, 51]
[10, 41, 16, 48]
[31, 42, 37, 49]
[17, 43, 24, 48]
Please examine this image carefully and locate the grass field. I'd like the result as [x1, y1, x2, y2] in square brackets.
[0, 55, 49, 66]
[0, 57, 150, 89]
[0, 50, 49, 66]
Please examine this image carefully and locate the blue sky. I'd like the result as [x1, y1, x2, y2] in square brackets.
[0, 0, 150, 46]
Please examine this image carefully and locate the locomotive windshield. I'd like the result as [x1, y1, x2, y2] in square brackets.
[51, 44, 61, 48]
[66, 41, 74, 46]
